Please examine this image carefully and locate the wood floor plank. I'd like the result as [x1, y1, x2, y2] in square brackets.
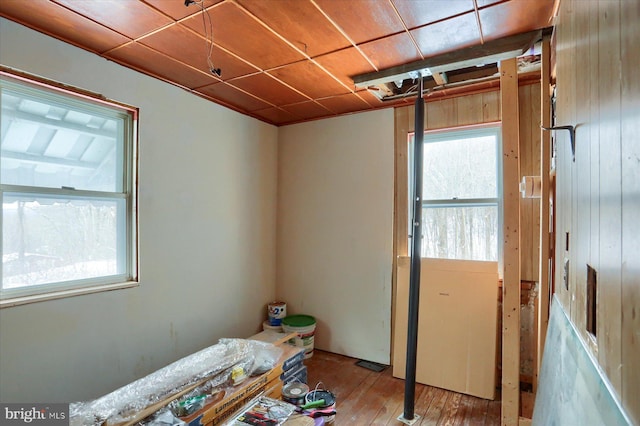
[465, 396, 489, 425]
[418, 387, 450, 425]
[368, 371, 405, 425]
[454, 395, 477, 426]
[346, 369, 402, 424]
[485, 396, 501, 425]
[437, 392, 462, 426]
[304, 350, 501, 425]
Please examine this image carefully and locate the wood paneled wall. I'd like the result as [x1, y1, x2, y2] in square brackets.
[553, 0, 639, 423]
[519, 83, 542, 283]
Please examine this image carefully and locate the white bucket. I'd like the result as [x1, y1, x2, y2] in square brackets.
[262, 320, 283, 332]
[282, 315, 316, 359]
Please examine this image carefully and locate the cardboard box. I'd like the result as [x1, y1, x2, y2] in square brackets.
[281, 365, 307, 384]
[181, 344, 302, 426]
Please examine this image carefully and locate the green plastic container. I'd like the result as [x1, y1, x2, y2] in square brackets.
[282, 315, 316, 359]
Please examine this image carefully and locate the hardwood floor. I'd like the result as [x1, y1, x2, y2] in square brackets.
[304, 350, 501, 425]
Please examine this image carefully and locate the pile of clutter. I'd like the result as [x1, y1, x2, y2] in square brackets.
[68, 301, 336, 426]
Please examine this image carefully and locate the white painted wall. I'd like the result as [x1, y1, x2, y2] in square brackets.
[0, 19, 278, 402]
[277, 111, 394, 364]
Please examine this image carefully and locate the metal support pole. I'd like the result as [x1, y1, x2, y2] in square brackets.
[399, 78, 424, 425]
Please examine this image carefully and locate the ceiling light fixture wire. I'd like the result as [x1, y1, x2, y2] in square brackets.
[186, 0, 221, 77]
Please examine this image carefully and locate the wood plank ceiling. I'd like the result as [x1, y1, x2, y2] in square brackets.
[0, 0, 556, 126]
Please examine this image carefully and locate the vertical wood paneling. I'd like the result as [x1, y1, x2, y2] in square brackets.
[456, 93, 484, 125]
[572, 0, 591, 340]
[596, 0, 622, 393]
[519, 84, 534, 282]
[426, 97, 457, 129]
[482, 90, 501, 123]
[620, 1, 640, 423]
[500, 57, 520, 426]
[536, 36, 552, 391]
[587, 0, 600, 322]
[553, 0, 573, 312]
[392, 105, 414, 364]
[553, 0, 640, 423]
[519, 83, 542, 283]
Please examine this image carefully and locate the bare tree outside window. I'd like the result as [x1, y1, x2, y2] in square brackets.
[409, 127, 500, 261]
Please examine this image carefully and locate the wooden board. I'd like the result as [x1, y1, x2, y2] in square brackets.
[536, 35, 552, 393]
[393, 257, 499, 400]
[499, 56, 520, 426]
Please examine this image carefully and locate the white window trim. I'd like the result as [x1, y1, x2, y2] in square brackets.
[0, 68, 139, 307]
[408, 125, 503, 263]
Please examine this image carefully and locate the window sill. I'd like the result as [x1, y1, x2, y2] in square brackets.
[0, 281, 139, 308]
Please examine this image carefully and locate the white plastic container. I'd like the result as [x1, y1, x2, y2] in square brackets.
[282, 315, 316, 359]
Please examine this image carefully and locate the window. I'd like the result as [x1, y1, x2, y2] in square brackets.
[409, 126, 501, 261]
[1, 71, 138, 305]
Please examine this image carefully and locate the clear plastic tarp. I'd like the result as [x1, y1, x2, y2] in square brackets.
[70, 339, 282, 426]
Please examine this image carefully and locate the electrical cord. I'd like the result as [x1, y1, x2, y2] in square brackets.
[185, 0, 221, 77]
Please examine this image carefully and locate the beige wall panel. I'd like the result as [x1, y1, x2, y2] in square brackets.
[277, 110, 395, 365]
[0, 19, 279, 402]
[393, 257, 498, 400]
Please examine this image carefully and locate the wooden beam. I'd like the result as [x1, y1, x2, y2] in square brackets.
[352, 30, 542, 85]
[536, 36, 552, 393]
[500, 57, 521, 426]
[432, 72, 448, 86]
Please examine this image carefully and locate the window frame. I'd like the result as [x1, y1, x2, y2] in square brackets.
[0, 68, 139, 307]
[408, 125, 503, 262]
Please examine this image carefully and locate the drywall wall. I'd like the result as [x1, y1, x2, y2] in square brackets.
[0, 19, 278, 402]
[277, 110, 394, 364]
[552, 0, 639, 423]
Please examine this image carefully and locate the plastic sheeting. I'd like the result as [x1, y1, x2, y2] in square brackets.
[70, 339, 282, 426]
[532, 297, 631, 425]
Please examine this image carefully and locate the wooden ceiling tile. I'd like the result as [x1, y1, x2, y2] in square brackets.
[281, 101, 334, 121]
[316, 93, 371, 115]
[182, 2, 304, 70]
[106, 42, 218, 89]
[229, 73, 309, 106]
[314, 47, 376, 88]
[314, 0, 405, 44]
[0, 0, 129, 53]
[476, 0, 508, 7]
[411, 12, 481, 58]
[359, 32, 422, 70]
[235, 0, 350, 57]
[251, 107, 300, 126]
[268, 62, 350, 100]
[197, 82, 272, 112]
[145, 0, 222, 21]
[140, 24, 258, 80]
[479, 1, 554, 41]
[392, 0, 475, 29]
[52, 0, 172, 39]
